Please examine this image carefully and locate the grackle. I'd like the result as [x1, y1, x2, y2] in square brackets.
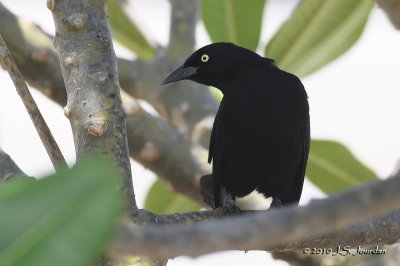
[162, 43, 310, 210]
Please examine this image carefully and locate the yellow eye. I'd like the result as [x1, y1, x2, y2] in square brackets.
[201, 54, 209, 62]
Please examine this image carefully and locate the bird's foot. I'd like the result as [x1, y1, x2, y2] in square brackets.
[217, 205, 242, 216]
[270, 197, 282, 208]
[218, 186, 241, 215]
[200, 174, 216, 209]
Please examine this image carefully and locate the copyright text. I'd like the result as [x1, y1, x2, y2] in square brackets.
[302, 246, 386, 256]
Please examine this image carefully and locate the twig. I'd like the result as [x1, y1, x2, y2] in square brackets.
[110, 172, 400, 258]
[376, 0, 400, 29]
[0, 2, 67, 105]
[0, 33, 67, 170]
[0, 147, 25, 181]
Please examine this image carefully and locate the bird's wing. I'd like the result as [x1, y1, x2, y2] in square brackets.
[221, 103, 268, 198]
[280, 80, 310, 205]
[219, 71, 309, 205]
[280, 114, 310, 204]
[208, 99, 225, 207]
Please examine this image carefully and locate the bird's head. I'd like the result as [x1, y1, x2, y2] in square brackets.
[162, 42, 265, 89]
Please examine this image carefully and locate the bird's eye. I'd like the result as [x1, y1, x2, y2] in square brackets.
[201, 54, 209, 63]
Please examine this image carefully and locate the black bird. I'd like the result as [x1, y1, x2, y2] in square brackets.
[162, 43, 310, 209]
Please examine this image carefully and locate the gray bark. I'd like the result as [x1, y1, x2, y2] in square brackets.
[49, 0, 136, 214]
[0, 147, 25, 181]
[110, 172, 400, 258]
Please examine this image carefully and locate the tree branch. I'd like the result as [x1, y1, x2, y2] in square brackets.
[109, 172, 400, 258]
[376, 0, 400, 29]
[118, 57, 217, 136]
[0, 2, 67, 105]
[49, 0, 136, 214]
[0, 33, 67, 170]
[118, 0, 217, 135]
[166, 0, 199, 59]
[123, 97, 210, 204]
[0, 147, 25, 181]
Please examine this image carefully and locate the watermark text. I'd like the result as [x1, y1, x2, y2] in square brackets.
[302, 246, 387, 256]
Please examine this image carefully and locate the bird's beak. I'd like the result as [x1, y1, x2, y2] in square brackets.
[161, 65, 197, 85]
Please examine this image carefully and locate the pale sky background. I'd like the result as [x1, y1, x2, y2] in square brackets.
[1, 0, 400, 265]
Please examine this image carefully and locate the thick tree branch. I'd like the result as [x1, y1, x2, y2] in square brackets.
[0, 33, 67, 170]
[110, 172, 400, 258]
[166, 0, 199, 59]
[49, 0, 137, 214]
[0, 147, 25, 181]
[49, 1, 162, 265]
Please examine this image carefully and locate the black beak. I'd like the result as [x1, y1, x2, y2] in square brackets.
[161, 65, 197, 85]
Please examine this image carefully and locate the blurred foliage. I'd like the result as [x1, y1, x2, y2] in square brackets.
[265, 0, 374, 77]
[145, 179, 200, 214]
[202, 0, 266, 51]
[0, 158, 121, 266]
[108, 0, 156, 59]
[209, 86, 224, 102]
[307, 140, 377, 194]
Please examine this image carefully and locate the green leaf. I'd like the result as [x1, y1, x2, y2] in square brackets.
[265, 0, 374, 77]
[0, 158, 121, 266]
[145, 179, 200, 214]
[202, 0, 266, 51]
[209, 86, 223, 102]
[108, 0, 156, 58]
[306, 140, 377, 194]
